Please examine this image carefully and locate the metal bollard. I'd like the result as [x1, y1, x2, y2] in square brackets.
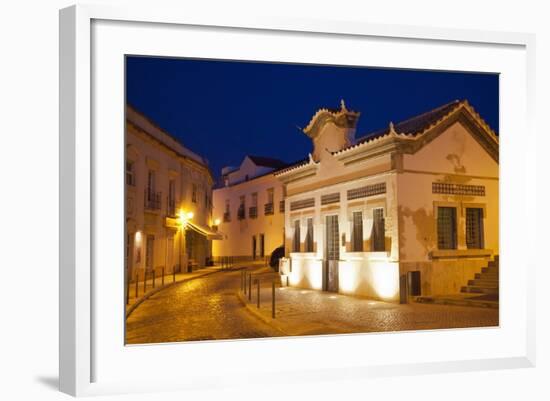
[272, 282, 276, 318]
[153, 270, 156, 288]
[257, 279, 260, 308]
[143, 272, 147, 293]
[162, 267, 165, 286]
[173, 266, 176, 282]
[248, 274, 252, 301]
[135, 273, 139, 299]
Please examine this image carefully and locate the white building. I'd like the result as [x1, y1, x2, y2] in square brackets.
[276, 100, 499, 302]
[212, 156, 288, 261]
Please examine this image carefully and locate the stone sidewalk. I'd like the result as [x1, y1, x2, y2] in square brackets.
[237, 268, 499, 336]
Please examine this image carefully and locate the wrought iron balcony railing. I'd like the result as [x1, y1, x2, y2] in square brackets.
[279, 200, 285, 213]
[144, 189, 161, 210]
[249, 206, 258, 219]
[223, 212, 231, 222]
[264, 202, 274, 215]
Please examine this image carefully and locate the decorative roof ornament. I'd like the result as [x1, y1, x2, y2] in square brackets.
[340, 99, 347, 112]
[389, 121, 397, 136]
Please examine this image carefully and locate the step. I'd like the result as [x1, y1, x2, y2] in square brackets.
[461, 286, 499, 295]
[488, 260, 499, 268]
[494, 255, 499, 262]
[482, 267, 499, 274]
[468, 279, 499, 287]
[475, 273, 499, 280]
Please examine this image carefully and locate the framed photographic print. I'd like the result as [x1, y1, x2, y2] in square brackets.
[59, 4, 536, 397]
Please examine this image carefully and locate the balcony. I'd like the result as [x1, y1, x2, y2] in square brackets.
[237, 205, 246, 220]
[279, 200, 285, 213]
[249, 206, 258, 219]
[264, 202, 274, 215]
[223, 212, 231, 222]
[144, 189, 161, 211]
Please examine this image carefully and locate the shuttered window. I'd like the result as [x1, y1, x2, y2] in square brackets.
[351, 211, 363, 252]
[371, 208, 385, 251]
[305, 218, 314, 252]
[292, 220, 301, 252]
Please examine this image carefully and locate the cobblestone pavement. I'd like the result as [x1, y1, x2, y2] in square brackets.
[244, 269, 499, 336]
[126, 265, 499, 344]
[125, 267, 281, 344]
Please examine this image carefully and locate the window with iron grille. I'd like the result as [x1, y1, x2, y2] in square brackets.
[437, 207, 457, 249]
[351, 211, 363, 252]
[305, 218, 314, 252]
[432, 182, 485, 196]
[347, 182, 386, 201]
[466, 208, 484, 249]
[325, 215, 340, 260]
[371, 208, 385, 251]
[293, 220, 301, 252]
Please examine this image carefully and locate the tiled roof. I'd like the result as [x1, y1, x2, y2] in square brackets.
[357, 99, 462, 144]
[247, 155, 288, 169]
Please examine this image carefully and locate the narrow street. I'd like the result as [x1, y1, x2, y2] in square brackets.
[125, 267, 281, 344]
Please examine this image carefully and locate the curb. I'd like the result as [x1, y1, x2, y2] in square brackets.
[235, 291, 288, 335]
[126, 269, 224, 319]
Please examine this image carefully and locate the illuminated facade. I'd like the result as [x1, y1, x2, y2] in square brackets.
[276, 100, 499, 302]
[212, 156, 287, 261]
[125, 106, 220, 281]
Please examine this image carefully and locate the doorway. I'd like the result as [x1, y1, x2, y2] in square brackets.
[252, 235, 257, 260]
[324, 215, 339, 292]
[259, 234, 265, 258]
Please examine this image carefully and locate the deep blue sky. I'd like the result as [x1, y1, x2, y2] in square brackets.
[126, 57, 498, 179]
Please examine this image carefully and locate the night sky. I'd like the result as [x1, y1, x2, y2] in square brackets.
[126, 57, 499, 179]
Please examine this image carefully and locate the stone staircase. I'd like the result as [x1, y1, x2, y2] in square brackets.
[415, 255, 499, 308]
[460, 255, 499, 297]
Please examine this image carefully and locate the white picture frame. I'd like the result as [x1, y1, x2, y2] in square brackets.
[59, 4, 536, 397]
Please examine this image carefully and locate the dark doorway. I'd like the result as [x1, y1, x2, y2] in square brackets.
[252, 235, 257, 260]
[259, 234, 265, 258]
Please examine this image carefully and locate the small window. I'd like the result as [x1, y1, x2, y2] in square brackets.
[293, 220, 301, 252]
[437, 207, 457, 249]
[251, 192, 258, 207]
[466, 208, 484, 249]
[267, 188, 274, 204]
[225, 199, 230, 213]
[126, 160, 135, 186]
[305, 218, 314, 252]
[351, 211, 363, 252]
[371, 208, 385, 251]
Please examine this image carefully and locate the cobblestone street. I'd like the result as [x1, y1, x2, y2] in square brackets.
[125, 268, 281, 344]
[125, 266, 499, 345]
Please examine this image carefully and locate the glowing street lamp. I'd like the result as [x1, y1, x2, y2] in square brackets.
[178, 210, 194, 228]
